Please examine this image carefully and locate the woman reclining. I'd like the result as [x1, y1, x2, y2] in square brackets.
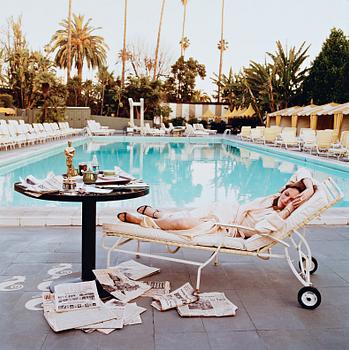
[117, 169, 316, 238]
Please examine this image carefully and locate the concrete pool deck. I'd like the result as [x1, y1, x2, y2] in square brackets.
[0, 134, 348, 226]
[0, 225, 348, 349]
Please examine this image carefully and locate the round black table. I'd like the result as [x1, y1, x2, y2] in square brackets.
[14, 183, 149, 282]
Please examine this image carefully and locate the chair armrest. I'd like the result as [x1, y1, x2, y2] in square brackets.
[214, 222, 258, 232]
[259, 233, 290, 247]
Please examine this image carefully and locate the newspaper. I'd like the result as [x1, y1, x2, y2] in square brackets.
[42, 292, 116, 332]
[93, 268, 151, 302]
[78, 299, 125, 330]
[20, 174, 63, 194]
[54, 281, 101, 312]
[142, 281, 171, 298]
[177, 292, 238, 317]
[151, 282, 198, 311]
[114, 260, 160, 280]
[123, 302, 147, 325]
[79, 301, 147, 334]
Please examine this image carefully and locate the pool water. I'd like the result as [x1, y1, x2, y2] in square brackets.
[1, 140, 349, 208]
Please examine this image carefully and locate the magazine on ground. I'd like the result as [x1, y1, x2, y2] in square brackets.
[113, 260, 160, 280]
[142, 281, 171, 298]
[93, 268, 151, 302]
[177, 292, 238, 317]
[151, 282, 198, 311]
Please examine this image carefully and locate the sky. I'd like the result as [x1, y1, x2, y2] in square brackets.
[1, 0, 349, 96]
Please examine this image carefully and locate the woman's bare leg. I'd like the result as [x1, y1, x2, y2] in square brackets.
[137, 205, 164, 219]
[154, 216, 202, 230]
[118, 212, 201, 230]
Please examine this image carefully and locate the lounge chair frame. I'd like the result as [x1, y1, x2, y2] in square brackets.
[103, 177, 342, 309]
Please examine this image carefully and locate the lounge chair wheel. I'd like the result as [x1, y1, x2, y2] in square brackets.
[298, 257, 318, 275]
[297, 286, 321, 309]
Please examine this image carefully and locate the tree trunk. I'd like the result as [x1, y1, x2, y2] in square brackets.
[180, 2, 187, 57]
[100, 85, 105, 115]
[121, 0, 128, 87]
[67, 0, 72, 82]
[153, 0, 165, 80]
[217, 0, 225, 103]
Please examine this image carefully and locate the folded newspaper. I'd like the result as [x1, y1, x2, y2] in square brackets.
[93, 268, 151, 302]
[142, 281, 171, 298]
[151, 282, 198, 311]
[20, 174, 63, 194]
[113, 260, 160, 280]
[42, 281, 117, 332]
[177, 292, 238, 317]
[79, 300, 147, 335]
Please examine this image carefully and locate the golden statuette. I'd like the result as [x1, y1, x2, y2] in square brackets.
[64, 140, 76, 178]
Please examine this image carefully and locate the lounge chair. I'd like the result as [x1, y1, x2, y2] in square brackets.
[128, 121, 142, 134]
[168, 123, 185, 136]
[314, 130, 333, 155]
[160, 123, 171, 134]
[262, 128, 280, 145]
[103, 177, 342, 309]
[87, 120, 115, 136]
[327, 131, 349, 159]
[194, 123, 217, 135]
[276, 131, 301, 150]
[143, 123, 165, 136]
[184, 123, 209, 137]
[250, 128, 265, 143]
[0, 125, 16, 150]
[238, 126, 251, 140]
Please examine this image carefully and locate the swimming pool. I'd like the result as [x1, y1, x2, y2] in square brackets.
[1, 138, 349, 208]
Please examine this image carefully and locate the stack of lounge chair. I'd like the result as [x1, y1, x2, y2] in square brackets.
[0, 119, 85, 151]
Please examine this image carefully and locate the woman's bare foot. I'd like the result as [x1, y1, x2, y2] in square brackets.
[117, 212, 142, 224]
[137, 205, 161, 218]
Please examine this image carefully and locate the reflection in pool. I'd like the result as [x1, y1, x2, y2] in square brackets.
[1, 140, 348, 208]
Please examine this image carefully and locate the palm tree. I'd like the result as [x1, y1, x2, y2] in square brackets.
[97, 66, 113, 115]
[49, 14, 108, 82]
[66, 0, 72, 81]
[217, 0, 228, 102]
[153, 0, 166, 80]
[267, 41, 309, 108]
[121, 0, 128, 87]
[180, 0, 189, 57]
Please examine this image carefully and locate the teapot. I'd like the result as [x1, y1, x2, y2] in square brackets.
[82, 170, 98, 184]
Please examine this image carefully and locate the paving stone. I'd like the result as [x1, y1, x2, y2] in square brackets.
[0, 226, 347, 348]
[155, 331, 210, 350]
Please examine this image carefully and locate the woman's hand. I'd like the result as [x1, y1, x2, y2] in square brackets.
[292, 188, 314, 208]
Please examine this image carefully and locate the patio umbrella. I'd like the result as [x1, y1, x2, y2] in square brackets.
[202, 108, 215, 119]
[0, 107, 16, 115]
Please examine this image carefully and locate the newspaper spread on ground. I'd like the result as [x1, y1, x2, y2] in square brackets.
[54, 281, 101, 312]
[113, 260, 160, 280]
[78, 299, 125, 330]
[78, 301, 147, 335]
[151, 282, 198, 311]
[142, 281, 171, 298]
[177, 292, 238, 317]
[20, 174, 63, 195]
[93, 268, 151, 302]
[42, 292, 116, 332]
[123, 302, 147, 325]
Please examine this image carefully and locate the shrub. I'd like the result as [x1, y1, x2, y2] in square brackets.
[0, 94, 14, 108]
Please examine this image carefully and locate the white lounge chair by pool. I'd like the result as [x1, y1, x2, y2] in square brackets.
[103, 177, 342, 309]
